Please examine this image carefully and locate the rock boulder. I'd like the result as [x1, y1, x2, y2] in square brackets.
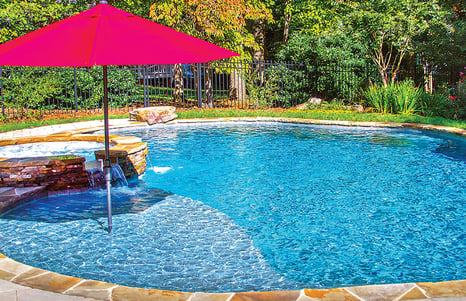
[129, 106, 177, 125]
[294, 97, 323, 110]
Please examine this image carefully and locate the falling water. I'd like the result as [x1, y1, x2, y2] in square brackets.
[111, 164, 128, 186]
[86, 163, 128, 188]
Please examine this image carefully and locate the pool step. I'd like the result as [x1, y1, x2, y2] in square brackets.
[0, 186, 47, 213]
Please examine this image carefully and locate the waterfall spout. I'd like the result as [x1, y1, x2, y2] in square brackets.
[111, 164, 128, 187]
[85, 160, 128, 188]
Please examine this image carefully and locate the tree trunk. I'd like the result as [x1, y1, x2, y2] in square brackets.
[423, 61, 433, 93]
[229, 61, 247, 108]
[283, 0, 291, 44]
[253, 19, 265, 61]
[173, 64, 184, 104]
[407, 52, 416, 81]
[191, 64, 202, 108]
[204, 64, 213, 108]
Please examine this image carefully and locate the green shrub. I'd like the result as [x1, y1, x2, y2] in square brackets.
[448, 69, 466, 119]
[244, 68, 280, 108]
[419, 92, 450, 117]
[277, 32, 373, 103]
[244, 63, 310, 109]
[363, 84, 393, 113]
[392, 81, 420, 115]
[2, 66, 141, 114]
[2, 68, 62, 116]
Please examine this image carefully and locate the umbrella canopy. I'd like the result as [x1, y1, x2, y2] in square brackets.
[0, 3, 238, 66]
[0, 3, 239, 232]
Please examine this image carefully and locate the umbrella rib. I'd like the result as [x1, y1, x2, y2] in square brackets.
[89, 12, 105, 66]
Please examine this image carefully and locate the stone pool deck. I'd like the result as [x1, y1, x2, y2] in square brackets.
[0, 117, 465, 300]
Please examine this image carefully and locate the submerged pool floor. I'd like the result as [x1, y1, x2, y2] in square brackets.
[0, 122, 465, 293]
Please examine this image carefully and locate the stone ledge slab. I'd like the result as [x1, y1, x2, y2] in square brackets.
[65, 280, 117, 300]
[304, 288, 360, 300]
[112, 285, 192, 301]
[417, 280, 466, 298]
[13, 269, 82, 294]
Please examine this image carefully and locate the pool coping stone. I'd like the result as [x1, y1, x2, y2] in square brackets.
[0, 117, 464, 301]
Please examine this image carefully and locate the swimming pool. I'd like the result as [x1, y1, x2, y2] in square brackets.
[0, 122, 464, 292]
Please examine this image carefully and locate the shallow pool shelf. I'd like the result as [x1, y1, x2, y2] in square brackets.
[0, 128, 148, 212]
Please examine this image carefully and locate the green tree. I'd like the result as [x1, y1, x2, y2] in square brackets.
[290, 0, 339, 36]
[0, 0, 86, 43]
[339, 0, 450, 86]
[278, 31, 371, 102]
[150, 0, 272, 107]
[113, 0, 154, 19]
[150, 0, 272, 57]
[265, 0, 340, 57]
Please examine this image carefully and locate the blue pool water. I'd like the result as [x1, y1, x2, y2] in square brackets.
[0, 141, 104, 162]
[0, 122, 465, 292]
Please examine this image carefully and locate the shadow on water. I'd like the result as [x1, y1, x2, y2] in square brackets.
[0, 183, 172, 223]
[433, 136, 466, 162]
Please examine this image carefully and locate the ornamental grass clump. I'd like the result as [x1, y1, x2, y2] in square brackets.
[363, 81, 420, 115]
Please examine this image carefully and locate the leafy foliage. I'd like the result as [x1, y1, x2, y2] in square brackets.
[339, 0, 450, 85]
[1, 67, 141, 117]
[290, 0, 340, 36]
[244, 68, 280, 109]
[150, 0, 272, 59]
[448, 68, 466, 119]
[419, 92, 451, 118]
[0, 0, 85, 43]
[363, 81, 422, 114]
[362, 80, 455, 116]
[2, 68, 62, 117]
[278, 32, 372, 102]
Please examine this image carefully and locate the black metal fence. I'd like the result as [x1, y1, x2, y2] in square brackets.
[0, 58, 458, 119]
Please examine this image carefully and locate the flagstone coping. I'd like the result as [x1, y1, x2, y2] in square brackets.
[0, 117, 465, 300]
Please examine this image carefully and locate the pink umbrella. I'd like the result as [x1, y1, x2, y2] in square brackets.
[0, 1, 239, 232]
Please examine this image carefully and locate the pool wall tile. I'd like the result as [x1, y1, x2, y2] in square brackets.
[112, 285, 192, 301]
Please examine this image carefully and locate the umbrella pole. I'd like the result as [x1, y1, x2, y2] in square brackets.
[103, 65, 113, 233]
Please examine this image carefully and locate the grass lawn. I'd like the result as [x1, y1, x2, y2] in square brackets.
[1, 108, 466, 133]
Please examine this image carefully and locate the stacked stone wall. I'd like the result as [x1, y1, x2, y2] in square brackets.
[95, 142, 147, 179]
[0, 156, 89, 190]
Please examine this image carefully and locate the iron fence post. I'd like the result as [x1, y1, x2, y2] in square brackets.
[197, 62, 202, 108]
[74, 67, 78, 113]
[0, 66, 4, 116]
[143, 66, 148, 107]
